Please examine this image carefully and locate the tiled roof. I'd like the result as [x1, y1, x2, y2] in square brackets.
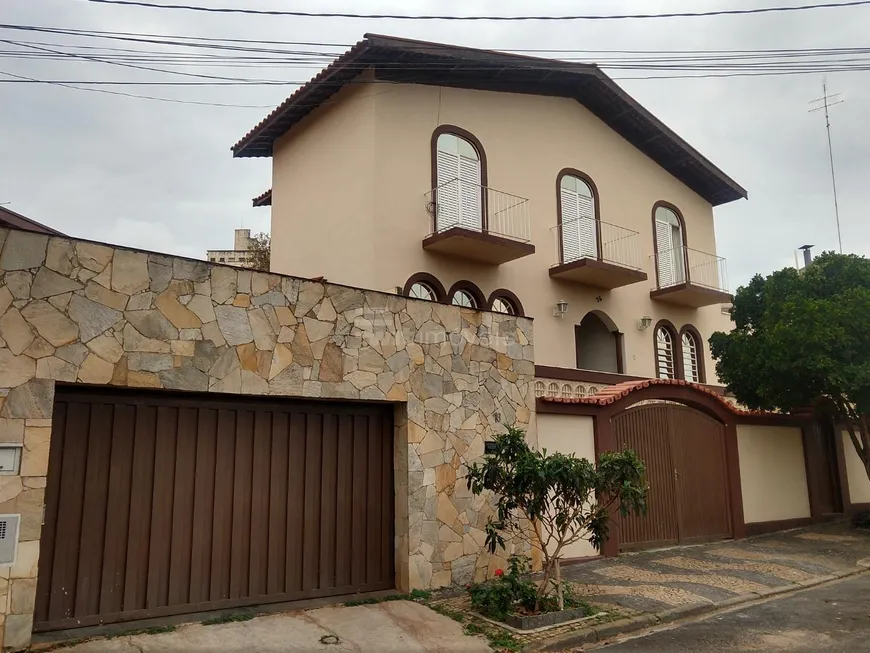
[252, 188, 272, 207]
[0, 206, 65, 236]
[539, 378, 777, 416]
[230, 34, 746, 206]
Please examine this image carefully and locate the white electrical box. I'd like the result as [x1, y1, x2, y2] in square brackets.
[0, 515, 20, 565]
[0, 447, 21, 475]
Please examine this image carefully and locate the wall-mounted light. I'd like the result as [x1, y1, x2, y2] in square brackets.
[638, 316, 653, 331]
[553, 300, 568, 318]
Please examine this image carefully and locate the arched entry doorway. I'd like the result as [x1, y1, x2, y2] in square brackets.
[575, 311, 623, 374]
[614, 402, 732, 550]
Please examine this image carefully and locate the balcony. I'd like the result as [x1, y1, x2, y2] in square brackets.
[548, 217, 647, 289]
[650, 246, 732, 307]
[423, 179, 534, 265]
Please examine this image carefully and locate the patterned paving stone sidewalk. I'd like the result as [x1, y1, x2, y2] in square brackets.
[426, 522, 870, 651]
[561, 521, 870, 614]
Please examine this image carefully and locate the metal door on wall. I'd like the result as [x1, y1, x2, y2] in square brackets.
[805, 419, 843, 515]
[614, 403, 732, 551]
[34, 386, 394, 632]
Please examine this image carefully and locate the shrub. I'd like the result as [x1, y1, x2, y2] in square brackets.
[467, 425, 646, 611]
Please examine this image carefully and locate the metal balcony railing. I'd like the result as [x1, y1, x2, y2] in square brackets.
[551, 216, 643, 270]
[651, 246, 729, 292]
[425, 179, 531, 242]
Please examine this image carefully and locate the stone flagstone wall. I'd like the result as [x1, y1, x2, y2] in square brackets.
[0, 227, 535, 650]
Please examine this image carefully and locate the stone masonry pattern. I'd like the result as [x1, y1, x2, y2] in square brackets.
[0, 228, 535, 650]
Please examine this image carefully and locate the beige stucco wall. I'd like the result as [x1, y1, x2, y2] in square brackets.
[737, 425, 810, 524]
[842, 430, 870, 504]
[271, 79, 378, 285]
[0, 227, 535, 650]
[269, 79, 734, 381]
[535, 413, 598, 559]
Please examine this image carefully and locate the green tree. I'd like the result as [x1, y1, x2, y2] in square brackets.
[466, 426, 646, 611]
[710, 251, 870, 482]
[247, 232, 270, 271]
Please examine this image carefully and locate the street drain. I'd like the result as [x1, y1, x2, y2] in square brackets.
[320, 634, 341, 645]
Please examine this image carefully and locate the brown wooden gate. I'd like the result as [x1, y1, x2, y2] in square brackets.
[35, 386, 394, 632]
[805, 419, 843, 515]
[614, 403, 732, 551]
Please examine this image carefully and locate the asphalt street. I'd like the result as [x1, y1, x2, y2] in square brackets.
[597, 574, 870, 652]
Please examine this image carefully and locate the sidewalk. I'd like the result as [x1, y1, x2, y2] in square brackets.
[427, 521, 870, 651]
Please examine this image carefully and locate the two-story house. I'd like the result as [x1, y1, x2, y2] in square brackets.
[234, 35, 846, 559]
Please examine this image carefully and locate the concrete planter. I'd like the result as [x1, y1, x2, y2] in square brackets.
[503, 606, 594, 631]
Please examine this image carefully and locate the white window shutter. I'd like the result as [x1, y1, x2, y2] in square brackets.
[656, 219, 675, 287]
[577, 194, 597, 258]
[436, 150, 461, 231]
[560, 187, 581, 263]
[458, 155, 482, 230]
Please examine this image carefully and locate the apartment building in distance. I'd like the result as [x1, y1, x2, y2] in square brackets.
[206, 228, 256, 267]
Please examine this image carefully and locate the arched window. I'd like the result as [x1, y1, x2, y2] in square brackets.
[402, 273, 446, 303]
[451, 289, 477, 308]
[680, 325, 706, 383]
[447, 281, 485, 310]
[654, 203, 687, 287]
[558, 170, 598, 264]
[562, 384, 574, 400]
[681, 332, 700, 383]
[434, 127, 485, 232]
[409, 282, 438, 301]
[534, 381, 546, 398]
[655, 322, 677, 379]
[575, 311, 622, 374]
[547, 382, 559, 398]
[487, 289, 525, 316]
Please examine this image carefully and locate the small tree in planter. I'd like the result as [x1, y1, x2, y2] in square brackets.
[467, 426, 646, 612]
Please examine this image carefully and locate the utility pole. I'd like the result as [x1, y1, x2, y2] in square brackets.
[809, 79, 844, 254]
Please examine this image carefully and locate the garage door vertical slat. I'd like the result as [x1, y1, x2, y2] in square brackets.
[189, 408, 217, 604]
[319, 413, 338, 590]
[147, 406, 178, 609]
[37, 389, 396, 632]
[123, 405, 156, 612]
[99, 404, 135, 616]
[35, 400, 67, 623]
[303, 413, 323, 591]
[334, 415, 354, 588]
[48, 400, 90, 621]
[249, 410, 272, 597]
[285, 413, 306, 594]
[350, 415, 368, 587]
[168, 407, 198, 606]
[381, 411, 393, 582]
[367, 413, 383, 584]
[76, 402, 114, 618]
[210, 409, 236, 601]
[230, 410, 254, 600]
[267, 412, 289, 595]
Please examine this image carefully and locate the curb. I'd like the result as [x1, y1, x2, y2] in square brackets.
[525, 567, 867, 652]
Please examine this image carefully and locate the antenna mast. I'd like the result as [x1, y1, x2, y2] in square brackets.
[809, 79, 844, 254]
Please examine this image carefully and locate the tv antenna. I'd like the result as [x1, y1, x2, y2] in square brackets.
[809, 79, 844, 254]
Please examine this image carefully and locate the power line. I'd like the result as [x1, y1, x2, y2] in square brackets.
[0, 69, 273, 106]
[81, 0, 870, 20]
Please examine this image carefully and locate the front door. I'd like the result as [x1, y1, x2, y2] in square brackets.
[614, 403, 732, 551]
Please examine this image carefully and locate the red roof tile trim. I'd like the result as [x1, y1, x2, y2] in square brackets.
[539, 378, 778, 417]
[252, 188, 272, 207]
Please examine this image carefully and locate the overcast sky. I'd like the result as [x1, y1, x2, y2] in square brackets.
[2, 0, 868, 288]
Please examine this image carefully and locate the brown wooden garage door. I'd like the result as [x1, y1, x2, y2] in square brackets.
[614, 403, 732, 551]
[34, 386, 394, 632]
